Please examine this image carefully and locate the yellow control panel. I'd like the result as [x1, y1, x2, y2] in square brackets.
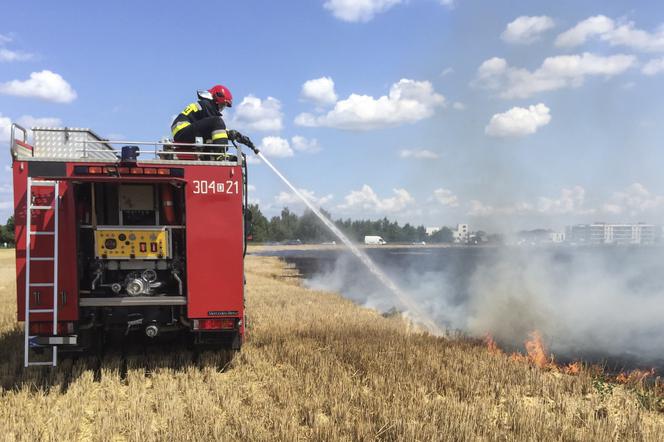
[95, 228, 170, 259]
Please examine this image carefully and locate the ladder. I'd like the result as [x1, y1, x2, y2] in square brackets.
[24, 178, 60, 367]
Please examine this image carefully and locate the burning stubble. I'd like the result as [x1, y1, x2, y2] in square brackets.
[304, 246, 664, 369]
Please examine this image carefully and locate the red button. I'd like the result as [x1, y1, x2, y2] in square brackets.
[139, 242, 147, 252]
[150, 243, 157, 252]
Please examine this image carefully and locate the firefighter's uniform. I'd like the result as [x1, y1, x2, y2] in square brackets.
[170, 99, 228, 146]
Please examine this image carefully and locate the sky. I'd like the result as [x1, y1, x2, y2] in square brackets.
[1, 0, 664, 233]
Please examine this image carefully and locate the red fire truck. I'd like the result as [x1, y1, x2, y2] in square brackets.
[10, 125, 252, 367]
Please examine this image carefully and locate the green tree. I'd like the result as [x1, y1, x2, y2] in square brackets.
[247, 204, 269, 242]
[429, 226, 454, 243]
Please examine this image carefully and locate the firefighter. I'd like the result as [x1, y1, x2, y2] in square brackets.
[170, 84, 258, 159]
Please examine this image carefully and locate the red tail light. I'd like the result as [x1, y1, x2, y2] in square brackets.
[193, 318, 236, 330]
[88, 166, 103, 174]
[157, 168, 170, 175]
[143, 167, 157, 175]
[130, 167, 144, 174]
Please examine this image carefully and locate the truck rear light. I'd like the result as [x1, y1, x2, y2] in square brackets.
[88, 166, 103, 174]
[143, 167, 157, 175]
[117, 167, 130, 174]
[157, 168, 170, 175]
[29, 322, 74, 335]
[192, 318, 235, 330]
[130, 167, 144, 174]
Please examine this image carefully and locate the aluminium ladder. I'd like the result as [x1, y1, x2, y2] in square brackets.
[24, 178, 60, 367]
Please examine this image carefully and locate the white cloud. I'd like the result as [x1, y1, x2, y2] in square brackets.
[452, 101, 466, 110]
[501, 16, 555, 44]
[602, 183, 664, 216]
[0, 70, 77, 103]
[323, 0, 402, 22]
[0, 48, 33, 62]
[0, 34, 11, 45]
[468, 187, 588, 217]
[475, 53, 635, 99]
[643, 57, 664, 75]
[556, 15, 664, 52]
[439, 0, 455, 7]
[485, 103, 551, 137]
[231, 95, 283, 132]
[275, 188, 333, 208]
[291, 135, 321, 153]
[258, 136, 293, 158]
[433, 188, 458, 207]
[338, 185, 415, 213]
[536, 186, 586, 214]
[440, 67, 454, 77]
[17, 115, 62, 129]
[0, 114, 11, 143]
[0, 114, 63, 145]
[301, 77, 337, 106]
[399, 149, 439, 159]
[295, 79, 445, 130]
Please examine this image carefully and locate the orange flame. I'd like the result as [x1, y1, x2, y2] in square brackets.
[564, 361, 582, 375]
[484, 334, 502, 355]
[524, 330, 550, 368]
[616, 368, 655, 385]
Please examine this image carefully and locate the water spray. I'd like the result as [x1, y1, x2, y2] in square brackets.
[257, 152, 442, 335]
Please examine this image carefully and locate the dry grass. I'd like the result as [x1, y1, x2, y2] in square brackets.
[1, 249, 664, 441]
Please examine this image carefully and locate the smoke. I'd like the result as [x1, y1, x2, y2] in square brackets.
[301, 247, 664, 367]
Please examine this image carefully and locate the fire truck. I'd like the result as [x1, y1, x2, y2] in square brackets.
[9, 125, 252, 367]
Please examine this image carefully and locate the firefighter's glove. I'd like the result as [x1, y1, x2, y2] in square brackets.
[229, 130, 259, 154]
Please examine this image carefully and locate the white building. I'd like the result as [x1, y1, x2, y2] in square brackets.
[425, 227, 440, 236]
[566, 223, 657, 245]
[549, 232, 565, 243]
[453, 224, 469, 243]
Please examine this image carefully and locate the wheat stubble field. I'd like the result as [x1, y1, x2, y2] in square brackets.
[1, 249, 664, 441]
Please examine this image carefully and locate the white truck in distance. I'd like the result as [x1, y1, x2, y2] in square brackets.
[364, 235, 386, 245]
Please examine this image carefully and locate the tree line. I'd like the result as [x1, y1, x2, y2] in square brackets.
[1, 216, 14, 246]
[247, 204, 458, 244]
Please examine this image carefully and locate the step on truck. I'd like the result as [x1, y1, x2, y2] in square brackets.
[9, 125, 252, 367]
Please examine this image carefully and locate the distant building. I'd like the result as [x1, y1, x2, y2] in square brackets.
[566, 223, 657, 245]
[425, 227, 440, 236]
[549, 232, 565, 243]
[453, 224, 469, 243]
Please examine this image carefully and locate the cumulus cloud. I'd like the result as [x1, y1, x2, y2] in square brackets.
[275, 188, 333, 208]
[485, 103, 551, 137]
[556, 15, 664, 52]
[0, 33, 33, 62]
[468, 186, 588, 217]
[536, 186, 587, 215]
[323, 0, 403, 22]
[338, 185, 415, 213]
[0, 70, 77, 103]
[0, 114, 12, 143]
[452, 101, 466, 110]
[231, 95, 283, 132]
[0, 48, 34, 62]
[301, 77, 337, 106]
[602, 183, 664, 216]
[0, 114, 63, 145]
[475, 53, 635, 99]
[295, 79, 445, 130]
[291, 135, 321, 153]
[399, 149, 439, 159]
[433, 188, 459, 207]
[258, 136, 293, 158]
[501, 16, 555, 44]
[643, 57, 664, 75]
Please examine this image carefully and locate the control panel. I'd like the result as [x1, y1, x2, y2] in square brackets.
[95, 227, 170, 259]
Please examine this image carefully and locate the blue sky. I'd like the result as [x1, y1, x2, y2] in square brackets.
[1, 0, 664, 232]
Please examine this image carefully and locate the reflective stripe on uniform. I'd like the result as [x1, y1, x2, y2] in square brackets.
[211, 129, 228, 141]
[181, 102, 201, 116]
[171, 121, 191, 136]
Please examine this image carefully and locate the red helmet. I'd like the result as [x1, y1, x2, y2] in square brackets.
[208, 84, 233, 107]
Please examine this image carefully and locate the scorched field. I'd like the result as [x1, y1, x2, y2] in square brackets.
[1, 248, 664, 441]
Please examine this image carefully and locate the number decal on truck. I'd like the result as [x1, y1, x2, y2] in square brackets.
[192, 180, 240, 195]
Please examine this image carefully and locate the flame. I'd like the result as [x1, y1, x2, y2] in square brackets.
[615, 368, 655, 385]
[564, 361, 582, 375]
[524, 330, 550, 368]
[484, 334, 501, 355]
